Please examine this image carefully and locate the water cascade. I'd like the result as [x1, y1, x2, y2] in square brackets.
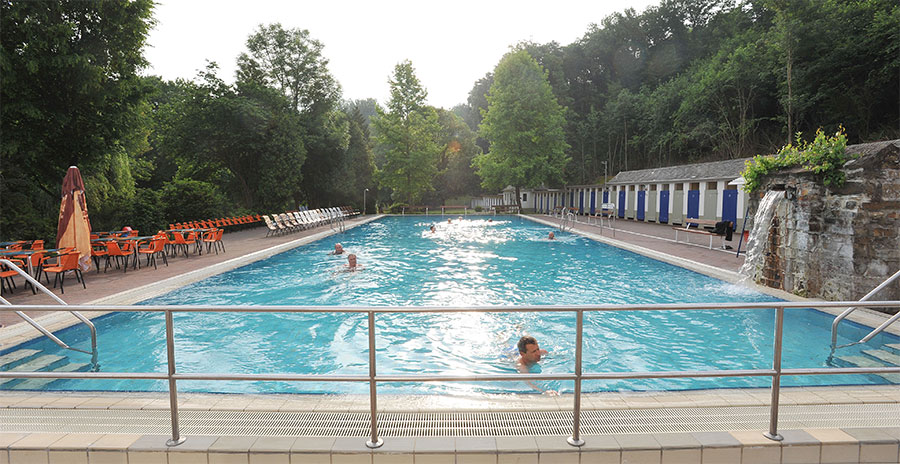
[739, 190, 790, 289]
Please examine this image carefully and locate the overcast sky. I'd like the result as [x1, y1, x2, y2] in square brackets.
[144, 0, 656, 109]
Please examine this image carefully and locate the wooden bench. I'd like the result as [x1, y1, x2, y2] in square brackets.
[672, 218, 725, 249]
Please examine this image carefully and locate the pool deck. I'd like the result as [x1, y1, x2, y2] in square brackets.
[2, 213, 899, 463]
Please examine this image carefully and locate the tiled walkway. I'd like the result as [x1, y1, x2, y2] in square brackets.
[2, 213, 899, 463]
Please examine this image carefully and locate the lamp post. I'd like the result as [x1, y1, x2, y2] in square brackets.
[363, 188, 369, 215]
[601, 161, 608, 200]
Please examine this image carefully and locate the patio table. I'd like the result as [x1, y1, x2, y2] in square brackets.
[0, 248, 61, 277]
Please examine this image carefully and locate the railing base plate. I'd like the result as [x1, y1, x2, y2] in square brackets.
[166, 437, 187, 447]
[366, 438, 384, 449]
[763, 432, 783, 442]
[566, 436, 585, 447]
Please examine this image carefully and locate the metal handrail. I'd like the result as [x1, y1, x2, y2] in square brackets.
[1, 300, 899, 449]
[831, 268, 900, 351]
[0, 259, 98, 368]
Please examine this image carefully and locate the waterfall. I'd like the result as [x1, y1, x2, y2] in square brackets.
[740, 190, 787, 286]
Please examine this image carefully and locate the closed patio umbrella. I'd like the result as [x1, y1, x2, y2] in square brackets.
[56, 166, 93, 271]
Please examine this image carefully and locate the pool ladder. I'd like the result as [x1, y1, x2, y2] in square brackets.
[830, 268, 900, 354]
[559, 211, 576, 232]
[0, 259, 98, 370]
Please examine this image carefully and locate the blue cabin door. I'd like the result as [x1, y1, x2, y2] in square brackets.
[578, 192, 584, 214]
[636, 191, 646, 221]
[722, 190, 738, 225]
[659, 191, 670, 223]
[603, 191, 609, 203]
[590, 191, 596, 215]
[618, 191, 626, 218]
[687, 190, 700, 225]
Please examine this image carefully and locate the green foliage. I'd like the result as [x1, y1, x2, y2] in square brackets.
[154, 66, 307, 212]
[464, 0, 898, 182]
[0, 0, 155, 241]
[474, 206, 484, 212]
[387, 202, 408, 214]
[160, 179, 228, 223]
[741, 128, 858, 192]
[474, 49, 569, 208]
[373, 61, 442, 204]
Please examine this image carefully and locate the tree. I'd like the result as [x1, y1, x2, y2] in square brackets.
[346, 107, 376, 211]
[373, 61, 442, 205]
[237, 23, 339, 115]
[429, 109, 483, 204]
[236, 23, 347, 207]
[0, 0, 155, 240]
[156, 65, 307, 212]
[475, 50, 569, 211]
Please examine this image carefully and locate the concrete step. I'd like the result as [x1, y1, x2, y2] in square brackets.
[10, 362, 89, 390]
[0, 349, 41, 371]
[835, 355, 900, 384]
[0, 354, 66, 388]
[885, 343, 900, 355]
[863, 349, 900, 366]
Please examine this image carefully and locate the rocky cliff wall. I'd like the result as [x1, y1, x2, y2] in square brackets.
[741, 140, 899, 305]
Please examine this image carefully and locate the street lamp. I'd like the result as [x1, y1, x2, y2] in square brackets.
[363, 188, 369, 215]
[601, 161, 608, 199]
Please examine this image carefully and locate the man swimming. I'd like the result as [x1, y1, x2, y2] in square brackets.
[331, 243, 344, 255]
[516, 336, 557, 395]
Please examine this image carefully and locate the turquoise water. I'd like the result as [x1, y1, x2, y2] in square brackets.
[4, 216, 897, 394]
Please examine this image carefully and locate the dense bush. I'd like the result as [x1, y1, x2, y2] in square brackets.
[161, 179, 228, 223]
[741, 129, 858, 192]
[388, 202, 408, 214]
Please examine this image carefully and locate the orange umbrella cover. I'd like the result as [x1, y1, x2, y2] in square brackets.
[56, 166, 93, 271]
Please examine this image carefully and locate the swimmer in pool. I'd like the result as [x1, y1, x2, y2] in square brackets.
[516, 336, 557, 395]
[548, 231, 555, 240]
[430, 225, 436, 233]
[330, 243, 344, 255]
[344, 253, 363, 271]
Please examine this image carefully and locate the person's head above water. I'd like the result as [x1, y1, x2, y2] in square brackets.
[517, 335, 544, 365]
[548, 231, 555, 240]
[430, 225, 436, 233]
[333, 243, 344, 254]
[347, 253, 357, 268]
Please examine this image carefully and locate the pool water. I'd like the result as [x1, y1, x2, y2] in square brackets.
[5, 216, 897, 394]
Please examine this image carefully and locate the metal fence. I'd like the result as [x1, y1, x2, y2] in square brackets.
[2, 301, 899, 448]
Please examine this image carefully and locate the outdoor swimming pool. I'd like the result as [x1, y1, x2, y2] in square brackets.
[4, 216, 898, 394]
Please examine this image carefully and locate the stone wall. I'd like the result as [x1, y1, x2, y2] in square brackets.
[742, 140, 900, 306]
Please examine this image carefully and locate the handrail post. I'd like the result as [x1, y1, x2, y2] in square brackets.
[366, 310, 383, 449]
[165, 310, 186, 447]
[567, 309, 585, 447]
[764, 306, 784, 441]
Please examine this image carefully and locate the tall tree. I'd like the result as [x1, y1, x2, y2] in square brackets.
[346, 107, 376, 211]
[373, 60, 442, 205]
[236, 23, 346, 207]
[0, 0, 155, 240]
[474, 50, 569, 211]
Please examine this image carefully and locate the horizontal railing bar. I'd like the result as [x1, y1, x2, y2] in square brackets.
[2, 300, 898, 314]
[4, 366, 898, 382]
[781, 367, 900, 376]
[0, 372, 168, 380]
[580, 369, 776, 380]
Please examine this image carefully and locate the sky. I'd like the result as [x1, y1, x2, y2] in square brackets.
[144, 0, 656, 110]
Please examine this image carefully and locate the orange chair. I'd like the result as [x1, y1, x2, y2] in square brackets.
[105, 241, 135, 273]
[138, 237, 168, 269]
[166, 231, 191, 257]
[0, 260, 24, 294]
[202, 229, 225, 254]
[91, 241, 108, 273]
[41, 251, 85, 294]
